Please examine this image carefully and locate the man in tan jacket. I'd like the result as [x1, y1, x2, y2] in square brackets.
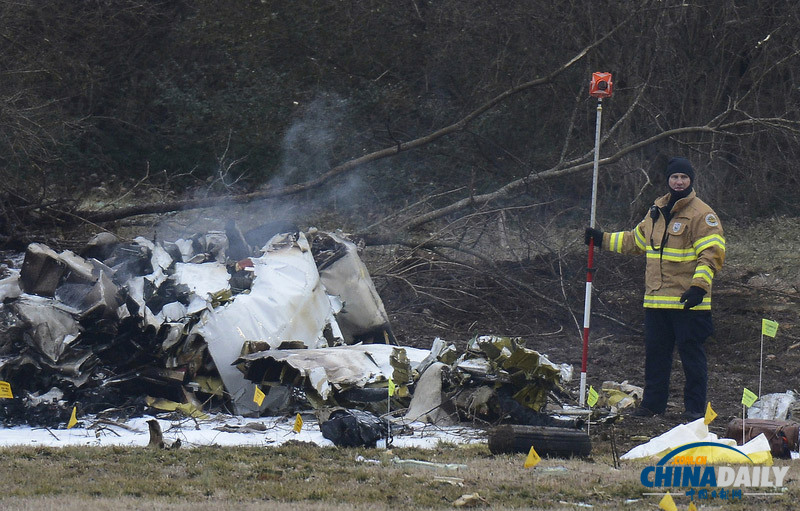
[585, 157, 726, 419]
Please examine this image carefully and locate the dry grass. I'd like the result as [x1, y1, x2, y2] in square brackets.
[0, 442, 797, 510]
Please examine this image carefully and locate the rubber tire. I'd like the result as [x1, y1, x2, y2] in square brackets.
[488, 424, 592, 458]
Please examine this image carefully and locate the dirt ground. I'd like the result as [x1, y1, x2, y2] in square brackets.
[373, 216, 800, 454]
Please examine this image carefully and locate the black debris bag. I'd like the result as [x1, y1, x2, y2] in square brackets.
[320, 409, 387, 447]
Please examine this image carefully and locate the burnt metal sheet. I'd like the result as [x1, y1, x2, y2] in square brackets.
[237, 344, 428, 404]
[311, 230, 396, 345]
[12, 295, 82, 364]
[19, 243, 66, 297]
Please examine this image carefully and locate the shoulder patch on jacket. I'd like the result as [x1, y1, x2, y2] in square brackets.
[705, 213, 719, 227]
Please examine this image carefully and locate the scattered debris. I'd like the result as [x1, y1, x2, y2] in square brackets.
[144, 396, 208, 419]
[537, 466, 569, 473]
[598, 381, 642, 412]
[0, 226, 394, 421]
[431, 476, 464, 486]
[236, 344, 428, 410]
[453, 492, 488, 508]
[354, 454, 381, 464]
[391, 457, 468, 471]
[213, 422, 268, 434]
[621, 418, 774, 464]
[0, 226, 584, 447]
[319, 408, 387, 447]
[747, 391, 796, 420]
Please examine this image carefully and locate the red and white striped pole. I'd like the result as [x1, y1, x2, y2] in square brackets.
[580, 72, 613, 406]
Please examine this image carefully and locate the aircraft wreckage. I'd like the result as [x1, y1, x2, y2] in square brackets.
[0, 225, 587, 447]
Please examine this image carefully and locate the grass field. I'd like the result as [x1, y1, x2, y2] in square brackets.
[0, 441, 796, 510]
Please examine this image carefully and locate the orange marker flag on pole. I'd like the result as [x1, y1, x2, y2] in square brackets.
[742, 388, 758, 408]
[67, 406, 78, 429]
[523, 446, 541, 469]
[762, 318, 779, 337]
[704, 402, 717, 425]
[253, 386, 265, 406]
[587, 386, 598, 407]
[658, 492, 677, 511]
[0, 381, 13, 399]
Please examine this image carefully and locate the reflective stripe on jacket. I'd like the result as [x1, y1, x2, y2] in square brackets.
[602, 190, 725, 310]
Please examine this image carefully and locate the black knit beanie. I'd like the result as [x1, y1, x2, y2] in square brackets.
[665, 157, 695, 183]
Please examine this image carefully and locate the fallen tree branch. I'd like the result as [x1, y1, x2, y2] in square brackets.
[401, 115, 800, 229]
[70, 16, 633, 225]
[362, 233, 641, 335]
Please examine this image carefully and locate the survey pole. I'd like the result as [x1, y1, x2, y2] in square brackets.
[580, 72, 613, 406]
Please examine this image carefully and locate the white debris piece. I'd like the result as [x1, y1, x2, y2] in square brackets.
[158, 302, 188, 323]
[238, 344, 429, 400]
[172, 238, 196, 262]
[315, 231, 393, 343]
[405, 362, 454, 424]
[195, 232, 342, 415]
[59, 250, 96, 282]
[0, 268, 21, 301]
[171, 261, 231, 301]
[620, 418, 773, 463]
[748, 391, 797, 420]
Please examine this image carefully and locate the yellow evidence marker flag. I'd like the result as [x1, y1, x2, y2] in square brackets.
[293, 413, 303, 434]
[762, 318, 779, 338]
[67, 406, 78, 429]
[0, 381, 13, 399]
[658, 491, 677, 511]
[388, 378, 396, 397]
[253, 386, 265, 406]
[704, 402, 717, 425]
[742, 388, 758, 408]
[523, 445, 541, 469]
[587, 386, 598, 407]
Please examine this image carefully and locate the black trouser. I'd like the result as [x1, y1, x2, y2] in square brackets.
[641, 308, 714, 414]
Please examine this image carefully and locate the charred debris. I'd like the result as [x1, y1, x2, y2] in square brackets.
[0, 225, 582, 435]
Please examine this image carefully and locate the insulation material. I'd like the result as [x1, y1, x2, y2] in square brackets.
[195, 232, 342, 415]
[621, 418, 773, 465]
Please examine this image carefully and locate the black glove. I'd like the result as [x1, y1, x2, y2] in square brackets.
[680, 286, 706, 309]
[584, 227, 603, 248]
